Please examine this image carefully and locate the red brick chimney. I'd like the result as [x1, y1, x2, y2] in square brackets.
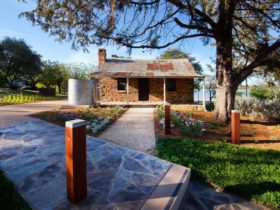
[98, 48, 106, 65]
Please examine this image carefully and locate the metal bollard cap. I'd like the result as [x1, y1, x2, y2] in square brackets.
[65, 119, 86, 128]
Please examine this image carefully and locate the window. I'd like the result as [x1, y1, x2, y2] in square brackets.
[167, 79, 176, 91]
[117, 78, 127, 91]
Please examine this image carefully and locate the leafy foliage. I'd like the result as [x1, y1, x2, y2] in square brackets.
[157, 137, 280, 209]
[206, 102, 215, 111]
[64, 63, 96, 80]
[249, 86, 279, 100]
[159, 49, 203, 89]
[0, 37, 42, 89]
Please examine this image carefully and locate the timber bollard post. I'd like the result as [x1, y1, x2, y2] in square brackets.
[65, 119, 87, 203]
[231, 110, 240, 144]
[165, 104, 171, 135]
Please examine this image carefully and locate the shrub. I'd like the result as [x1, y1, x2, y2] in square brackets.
[206, 102, 215, 111]
[180, 117, 205, 137]
[236, 91, 243, 97]
[156, 105, 164, 119]
[235, 97, 280, 120]
[249, 86, 274, 100]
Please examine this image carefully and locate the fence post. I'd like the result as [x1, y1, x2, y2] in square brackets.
[165, 104, 171, 135]
[231, 110, 240, 144]
[65, 119, 87, 203]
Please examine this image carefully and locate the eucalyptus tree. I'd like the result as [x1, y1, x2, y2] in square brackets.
[20, 0, 280, 122]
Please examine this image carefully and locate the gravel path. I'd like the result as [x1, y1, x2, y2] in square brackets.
[0, 100, 67, 128]
[99, 107, 156, 154]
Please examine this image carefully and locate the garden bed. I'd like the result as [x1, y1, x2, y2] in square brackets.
[157, 137, 280, 209]
[32, 106, 127, 136]
[154, 105, 280, 151]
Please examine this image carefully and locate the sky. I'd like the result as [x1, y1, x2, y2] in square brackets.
[0, 1, 215, 67]
[0, 0, 263, 85]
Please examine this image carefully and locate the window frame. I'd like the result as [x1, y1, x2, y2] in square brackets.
[117, 78, 127, 92]
[167, 78, 176, 92]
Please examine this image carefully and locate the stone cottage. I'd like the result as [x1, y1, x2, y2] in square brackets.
[90, 49, 204, 105]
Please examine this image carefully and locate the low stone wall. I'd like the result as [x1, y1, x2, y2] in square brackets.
[98, 77, 194, 104]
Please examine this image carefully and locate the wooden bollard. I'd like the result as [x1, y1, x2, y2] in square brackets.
[231, 110, 240, 144]
[165, 104, 171, 135]
[65, 119, 87, 203]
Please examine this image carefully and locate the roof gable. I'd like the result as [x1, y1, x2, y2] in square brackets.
[90, 58, 203, 78]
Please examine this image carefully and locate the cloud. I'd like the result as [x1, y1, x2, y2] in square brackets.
[64, 50, 98, 65]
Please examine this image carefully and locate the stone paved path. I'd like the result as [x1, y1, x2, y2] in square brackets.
[99, 107, 156, 154]
[0, 100, 67, 128]
[0, 118, 171, 210]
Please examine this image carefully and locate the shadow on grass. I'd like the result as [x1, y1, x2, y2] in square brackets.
[241, 119, 280, 126]
[241, 139, 280, 144]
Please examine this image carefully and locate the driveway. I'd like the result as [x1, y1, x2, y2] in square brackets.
[99, 107, 156, 154]
[0, 100, 67, 128]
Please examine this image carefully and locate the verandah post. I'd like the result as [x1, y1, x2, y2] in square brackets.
[165, 104, 171, 135]
[163, 78, 166, 105]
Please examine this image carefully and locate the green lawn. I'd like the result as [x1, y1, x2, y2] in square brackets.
[0, 171, 31, 210]
[156, 137, 280, 209]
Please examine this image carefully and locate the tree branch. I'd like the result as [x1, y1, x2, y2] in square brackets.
[237, 39, 280, 83]
[110, 33, 211, 49]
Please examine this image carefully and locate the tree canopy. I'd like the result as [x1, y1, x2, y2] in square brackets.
[0, 37, 42, 89]
[20, 0, 280, 122]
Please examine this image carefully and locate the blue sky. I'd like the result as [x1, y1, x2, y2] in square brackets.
[0, 0, 215, 68]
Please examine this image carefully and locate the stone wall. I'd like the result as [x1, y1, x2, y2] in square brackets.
[98, 77, 194, 104]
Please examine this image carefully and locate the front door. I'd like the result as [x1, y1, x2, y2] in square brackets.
[138, 79, 149, 101]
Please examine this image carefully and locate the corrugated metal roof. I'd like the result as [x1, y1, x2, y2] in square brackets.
[90, 58, 204, 78]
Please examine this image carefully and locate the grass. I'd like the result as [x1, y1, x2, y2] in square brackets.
[0, 171, 31, 210]
[156, 137, 280, 209]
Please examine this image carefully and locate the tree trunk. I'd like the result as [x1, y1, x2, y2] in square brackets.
[215, 85, 237, 123]
[214, 37, 237, 123]
[58, 83, 62, 94]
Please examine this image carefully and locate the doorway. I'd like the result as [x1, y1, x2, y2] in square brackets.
[138, 79, 149, 101]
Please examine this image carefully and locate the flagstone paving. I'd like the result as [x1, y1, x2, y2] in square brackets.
[0, 118, 172, 209]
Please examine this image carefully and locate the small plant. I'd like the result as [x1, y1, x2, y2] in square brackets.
[208, 121, 220, 130]
[206, 102, 215, 111]
[180, 117, 205, 137]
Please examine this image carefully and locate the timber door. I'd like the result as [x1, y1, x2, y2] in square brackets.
[138, 79, 149, 101]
